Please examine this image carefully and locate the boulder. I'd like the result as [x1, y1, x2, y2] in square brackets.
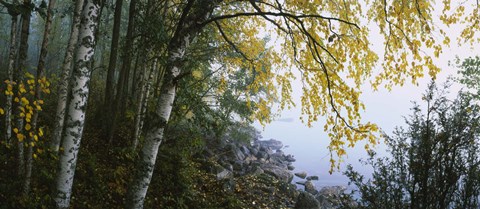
[216, 169, 233, 180]
[315, 186, 353, 208]
[294, 191, 320, 209]
[287, 165, 295, 170]
[285, 154, 296, 162]
[295, 171, 308, 179]
[240, 145, 251, 156]
[304, 180, 317, 195]
[256, 139, 283, 151]
[306, 176, 319, 181]
[296, 181, 307, 186]
[261, 164, 294, 183]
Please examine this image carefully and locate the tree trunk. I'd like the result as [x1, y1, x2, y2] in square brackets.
[50, 0, 85, 153]
[108, 0, 136, 142]
[126, 2, 221, 207]
[104, 0, 123, 128]
[15, 0, 32, 182]
[53, 1, 99, 208]
[23, 0, 57, 196]
[132, 58, 156, 151]
[5, 12, 19, 143]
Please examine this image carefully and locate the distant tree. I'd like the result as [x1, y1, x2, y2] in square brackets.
[457, 56, 480, 100]
[344, 82, 480, 209]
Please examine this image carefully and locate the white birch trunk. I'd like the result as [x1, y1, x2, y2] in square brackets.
[5, 14, 18, 143]
[51, 0, 85, 153]
[53, 1, 99, 208]
[126, 2, 221, 207]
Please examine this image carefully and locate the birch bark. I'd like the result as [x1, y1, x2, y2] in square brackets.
[53, 0, 99, 208]
[126, 1, 221, 208]
[23, 0, 57, 195]
[50, 0, 85, 153]
[5, 8, 18, 143]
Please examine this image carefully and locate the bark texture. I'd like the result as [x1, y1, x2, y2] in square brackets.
[5, 13, 18, 143]
[23, 0, 57, 195]
[126, 1, 221, 208]
[51, 0, 85, 153]
[53, 1, 99, 208]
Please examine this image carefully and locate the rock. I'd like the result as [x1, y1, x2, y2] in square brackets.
[256, 139, 283, 151]
[296, 181, 307, 186]
[287, 165, 295, 170]
[306, 176, 319, 181]
[315, 186, 353, 208]
[318, 186, 346, 196]
[304, 180, 317, 195]
[261, 164, 294, 183]
[285, 154, 296, 162]
[295, 171, 308, 179]
[233, 160, 244, 172]
[244, 155, 257, 164]
[240, 145, 250, 156]
[295, 191, 320, 209]
[250, 146, 259, 156]
[216, 169, 233, 180]
[256, 150, 268, 159]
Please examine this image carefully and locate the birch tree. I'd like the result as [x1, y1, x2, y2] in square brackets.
[2, 0, 19, 143]
[50, 0, 85, 153]
[53, 0, 99, 207]
[23, 0, 57, 195]
[125, 0, 456, 207]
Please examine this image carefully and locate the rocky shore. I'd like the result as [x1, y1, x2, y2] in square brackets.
[203, 137, 354, 208]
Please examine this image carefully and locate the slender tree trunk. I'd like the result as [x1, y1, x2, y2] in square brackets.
[22, 0, 57, 196]
[53, 1, 99, 207]
[51, 0, 84, 153]
[104, 0, 123, 128]
[126, 2, 221, 207]
[132, 58, 156, 151]
[108, 0, 136, 142]
[5, 12, 19, 143]
[14, 0, 32, 182]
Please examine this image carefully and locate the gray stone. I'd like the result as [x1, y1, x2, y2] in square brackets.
[287, 165, 295, 170]
[306, 176, 319, 181]
[295, 171, 308, 179]
[315, 186, 351, 209]
[296, 181, 307, 186]
[294, 191, 320, 209]
[256, 150, 268, 159]
[240, 145, 250, 156]
[304, 180, 317, 195]
[256, 139, 283, 151]
[216, 169, 233, 180]
[261, 164, 294, 183]
[285, 154, 296, 162]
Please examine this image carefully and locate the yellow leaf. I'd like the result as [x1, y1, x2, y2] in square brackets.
[33, 153, 37, 159]
[21, 97, 29, 105]
[13, 128, 18, 133]
[0, 108, 4, 115]
[17, 133, 25, 142]
[14, 97, 19, 103]
[34, 135, 38, 141]
[39, 128, 44, 137]
[25, 123, 31, 131]
[25, 72, 35, 79]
